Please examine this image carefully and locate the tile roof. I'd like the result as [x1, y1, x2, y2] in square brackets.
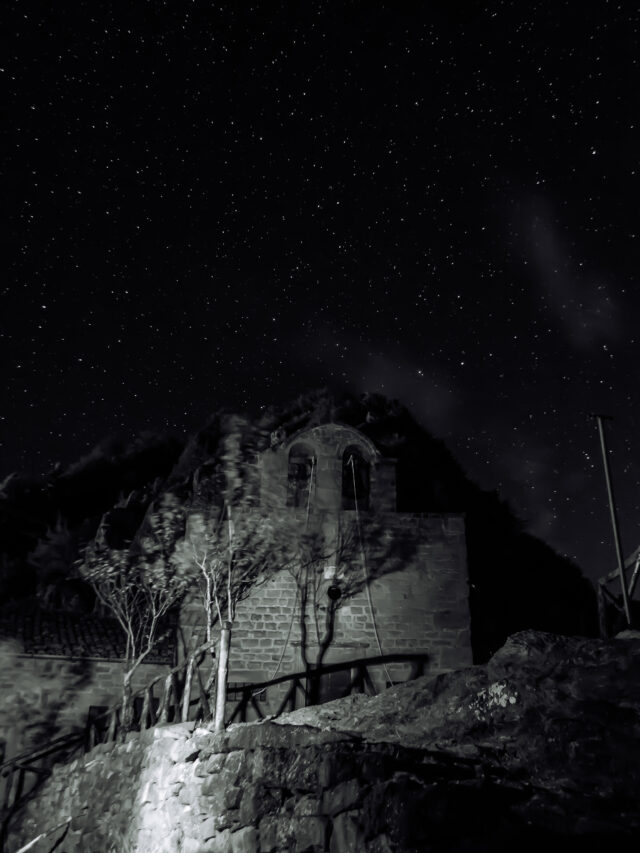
[0, 600, 175, 664]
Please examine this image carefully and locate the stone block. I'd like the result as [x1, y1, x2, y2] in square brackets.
[199, 778, 228, 812]
[205, 752, 227, 774]
[251, 747, 286, 784]
[183, 838, 205, 853]
[293, 794, 322, 817]
[231, 825, 259, 853]
[224, 786, 243, 809]
[199, 815, 221, 840]
[154, 723, 193, 739]
[179, 783, 195, 805]
[294, 816, 328, 852]
[239, 784, 281, 825]
[223, 749, 245, 781]
[322, 778, 362, 816]
[195, 758, 211, 778]
[258, 815, 279, 852]
[169, 738, 201, 763]
[318, 749, 362, 788]
[366, 834, 394, 852]
[330, 810, 365, 853]
[202, 828, 232, 852]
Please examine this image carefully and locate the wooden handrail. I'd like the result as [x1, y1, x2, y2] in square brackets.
[226, 653, 428, 725]
[239, 652, 429, 693]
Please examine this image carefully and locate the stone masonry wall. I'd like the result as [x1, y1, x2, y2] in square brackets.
[180, 513, 471, 715]
[8, 719, 490, 853]
[0, 646, 169, 764]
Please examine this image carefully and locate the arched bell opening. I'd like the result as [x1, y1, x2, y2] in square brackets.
[287, 443, 316, 508]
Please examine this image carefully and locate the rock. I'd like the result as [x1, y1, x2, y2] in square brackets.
[154, 721, 196, 739]
[322, 778, 362, 816]
[239, 784, 281, 825]
[204, 752, 227, 774]
[294, 816, 328, 852]
[258, 815, 279, 852]
[615, 629, 640, 640]
[330, 810, 364, 853]
[203, 828, 232, 852]
[231, 825, 259, 853]
[293, 794, 321, 817]
[365, 835, 394, 853]
[223, 750, 245, 781]
[169, 738, 200, 763]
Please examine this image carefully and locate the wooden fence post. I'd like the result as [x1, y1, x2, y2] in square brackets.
[106, 709, 118, 742]
[598, 582, 609, 639]
[181, 656, 195, 722]
[157, 673, 173, 725]
[140, 688, 151, 731]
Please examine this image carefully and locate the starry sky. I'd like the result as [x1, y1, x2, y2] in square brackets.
[3, 1, 639, 585]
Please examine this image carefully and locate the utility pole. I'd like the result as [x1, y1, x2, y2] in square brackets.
[592, 414, 632, 628]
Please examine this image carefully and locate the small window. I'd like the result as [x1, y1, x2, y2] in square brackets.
[287, 443, 315, 508]
[342, 447, 370, 510]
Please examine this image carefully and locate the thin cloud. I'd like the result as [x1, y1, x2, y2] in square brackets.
[524, 198, 622, 348]
[300, 324, 460, 435]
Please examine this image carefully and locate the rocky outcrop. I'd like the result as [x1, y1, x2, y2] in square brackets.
[7, 631, 640, 851]
[278, 629, 640, 798]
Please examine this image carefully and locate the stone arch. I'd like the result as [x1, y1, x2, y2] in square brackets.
[287, 442, 316, 508]
[283, 423, 379, 462]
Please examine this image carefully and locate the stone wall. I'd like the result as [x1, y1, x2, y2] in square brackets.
[6, 719, 510, 853]
[0, 643, 169, 765]
[180, 513, 471, 714]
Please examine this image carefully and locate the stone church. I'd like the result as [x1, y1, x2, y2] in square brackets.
[0, 421, 472, 771]
[182, 421, 473, 712]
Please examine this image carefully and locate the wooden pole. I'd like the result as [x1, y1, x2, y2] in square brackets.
[214, 622, 231, 732]
[181, 655, 195, 722]
[597, 582, 609, 640]
[594, 415, 632, 627]
[140, 688, 151, 730]
[157, 673, 173, 725]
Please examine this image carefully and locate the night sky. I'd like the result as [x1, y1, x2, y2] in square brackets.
[3, 2, 639, 585]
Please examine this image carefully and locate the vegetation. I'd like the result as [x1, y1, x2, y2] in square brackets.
[79, 492, 190, 730]
[172, 414, 297, 730]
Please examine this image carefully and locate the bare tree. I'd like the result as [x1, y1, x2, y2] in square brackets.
[80, 492, 191, 730]
[174, 415, 296, 731]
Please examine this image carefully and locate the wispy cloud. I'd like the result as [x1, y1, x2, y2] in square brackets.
[523, 198, 622, 348]
[299, 324, 460, 435]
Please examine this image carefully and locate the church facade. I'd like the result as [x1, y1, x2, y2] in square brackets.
[181, 422, 473, 712]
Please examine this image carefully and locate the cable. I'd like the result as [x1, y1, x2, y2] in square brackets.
[348, 455, 394, 687]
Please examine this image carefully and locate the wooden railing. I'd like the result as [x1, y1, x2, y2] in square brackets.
[0, 649, 428, 850]
[0, 730, 85, 850]
[226, 653, 429, 724]
[597, 550, 640, 638]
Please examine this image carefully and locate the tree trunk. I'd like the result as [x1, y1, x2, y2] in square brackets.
[309, 599, 339, 707]
[204, 623, 218, 718]
[121, 671, 134, 733]
[214, 621, 232, 732]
